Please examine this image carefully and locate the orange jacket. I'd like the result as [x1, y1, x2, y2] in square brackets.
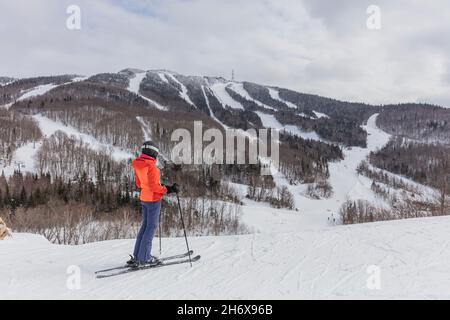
[132, 154, 168, 202]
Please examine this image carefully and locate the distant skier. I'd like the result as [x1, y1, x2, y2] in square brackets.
[128, 141, 179, 267]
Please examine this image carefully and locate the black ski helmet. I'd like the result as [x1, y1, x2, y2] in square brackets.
[141, 141, 160, 158]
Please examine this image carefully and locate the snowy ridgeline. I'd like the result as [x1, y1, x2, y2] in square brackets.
[2, 215, 450, 299]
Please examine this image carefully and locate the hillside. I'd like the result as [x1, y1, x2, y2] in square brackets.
[1, 69, 449, 301]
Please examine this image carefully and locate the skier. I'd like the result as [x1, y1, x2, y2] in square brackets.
[127, 141, 179, 267]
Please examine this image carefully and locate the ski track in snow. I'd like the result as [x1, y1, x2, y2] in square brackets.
[2, 216, 450, 299]
[128, 72, 167, 111]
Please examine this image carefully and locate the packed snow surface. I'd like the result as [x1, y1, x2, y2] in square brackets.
[2, 215, 450, 299]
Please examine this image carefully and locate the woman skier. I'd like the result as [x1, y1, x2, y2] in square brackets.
[128, 141, 179, 267]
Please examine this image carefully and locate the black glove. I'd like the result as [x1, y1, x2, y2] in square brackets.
[165, 183, 180, 194]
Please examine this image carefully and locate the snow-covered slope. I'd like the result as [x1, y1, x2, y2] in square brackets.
[0, 142, 41, 176]
[209, 82, 244, 110]
[162, 72, 197, 108]
[1, 115, 133, 177]
[128, 72, 167, 111]
[2, 215, 450, 299]
[255, 111, 323, 142]
[17, 84, 59, 101]
[201, 86, 228, 129]
[33, 115, 133, 161]
[268, 87, 297, 109]
[264, 114, 391, 224]
[229, 83, 276, 111]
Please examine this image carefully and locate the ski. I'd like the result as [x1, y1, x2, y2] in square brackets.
[95, 250, 194, 274]
[96, 255, 201, 279]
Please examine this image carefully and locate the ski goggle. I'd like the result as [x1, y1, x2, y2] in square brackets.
[142, 144, 160, 153]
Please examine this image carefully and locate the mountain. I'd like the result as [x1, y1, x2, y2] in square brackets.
[0, 68, 449, 233]
[1, 68, 449, 299]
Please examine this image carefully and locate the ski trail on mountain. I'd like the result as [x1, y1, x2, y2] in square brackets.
[209, 82, 244, 110]
[267, 87, 297, 109]
[260, 114, 391, 226]
[136, 116, 152, 141]
[162, 72, 196, 108]
[33, 114, 133, 161]
[201, 85, 228, 129]
[229, 83, 276, 111]
[128, 72, 167, 111]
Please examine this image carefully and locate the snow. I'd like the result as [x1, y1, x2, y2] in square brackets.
[1, 141, 41, 177]
[33, 114, 133, 161]
[136, 116, 152, 141]
[255, 111, 323, 142]
[297, 112, 313, 119]
[1, 111, 449, 299]
[267, 87, 298, 109]
[201, 85, 228, 129]
[228, 83, 276, 111]
[313, 111, 329, 119]
[162, 72, 196, 108]
[157, 72, 169, 84]
[71, 76, 89, 82]
[209, 82, 244, 110]
[266, 114, 392, 221]
[128, 72, 167, 111]
[17, 83, 59, 101]
[0, 103, 13, 110]
[1, 112, 134, 177]
[13, 77, 87, 104]
[2, 215, 450, 299]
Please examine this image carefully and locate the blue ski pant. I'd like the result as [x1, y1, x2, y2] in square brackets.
[133, 200, 161, 263]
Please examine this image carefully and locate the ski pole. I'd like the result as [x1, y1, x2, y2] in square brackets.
[158, 207, 162, 256]
[176, 192, 192, 267]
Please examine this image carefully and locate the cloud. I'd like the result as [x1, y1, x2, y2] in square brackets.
[0, 0, 449, 107]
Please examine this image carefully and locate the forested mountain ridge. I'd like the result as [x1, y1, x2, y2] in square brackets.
[1, 68, 449, 242]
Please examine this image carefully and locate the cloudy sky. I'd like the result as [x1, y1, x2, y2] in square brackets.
[1, 0, 449, 106]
